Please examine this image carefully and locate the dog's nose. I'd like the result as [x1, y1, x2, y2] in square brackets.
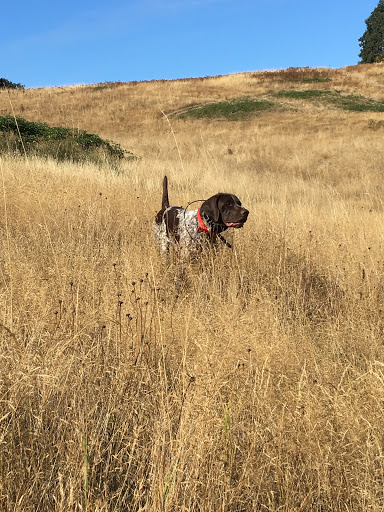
[241, 208, 249, 219]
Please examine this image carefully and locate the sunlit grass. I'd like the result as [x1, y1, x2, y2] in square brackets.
[1, 62, 384, 511]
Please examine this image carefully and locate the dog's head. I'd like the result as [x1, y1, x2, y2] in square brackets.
[200, 193, 249, 228]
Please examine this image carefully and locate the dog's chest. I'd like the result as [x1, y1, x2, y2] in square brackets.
[176, 209, 205, 245]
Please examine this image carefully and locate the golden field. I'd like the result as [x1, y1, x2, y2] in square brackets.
[1, 64, 384, 511]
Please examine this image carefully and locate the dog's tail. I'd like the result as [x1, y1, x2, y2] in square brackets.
[162, 175, 170, 209]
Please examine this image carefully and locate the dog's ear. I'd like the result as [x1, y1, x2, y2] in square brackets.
[201, 194, 220, 223]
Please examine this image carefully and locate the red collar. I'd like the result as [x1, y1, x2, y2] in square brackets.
[197, 208, 211, 234]
[196, 208, 232, 247]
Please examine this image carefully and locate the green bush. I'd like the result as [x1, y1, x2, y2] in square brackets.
[0, 115, 132, 168]
[334, 94, 384, 112]
[287, 77, 332, 83]
[173, 89, 384, 123]
[274, 90, 384, 112]
[274, 90, 334, 99]
[176, 98, 275, 120]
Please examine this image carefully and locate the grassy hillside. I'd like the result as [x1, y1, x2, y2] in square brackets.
[1, 64, 384, 511]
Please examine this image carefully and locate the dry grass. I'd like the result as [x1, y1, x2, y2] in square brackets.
[1, 64, 384, 511]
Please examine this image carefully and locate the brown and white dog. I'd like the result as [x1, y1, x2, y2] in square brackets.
[153, 176, 249, 256]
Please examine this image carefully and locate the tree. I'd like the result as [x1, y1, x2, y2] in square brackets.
[0, 78, 25, 89]
[359, 0, 384, 63]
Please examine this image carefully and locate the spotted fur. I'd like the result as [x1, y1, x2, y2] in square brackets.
[153, 207, 208, 255]
[153, 176, 249, 257]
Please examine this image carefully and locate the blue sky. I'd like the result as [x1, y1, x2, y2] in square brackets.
[1, 0, 379, 88]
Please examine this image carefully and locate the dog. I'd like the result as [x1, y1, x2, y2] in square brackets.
[153, 176, 249, 256]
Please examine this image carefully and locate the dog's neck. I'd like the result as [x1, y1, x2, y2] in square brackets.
[197, 209, 228, 235]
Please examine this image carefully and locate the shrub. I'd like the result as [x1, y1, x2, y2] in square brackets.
[274, 90, 334, 100]
[175, 98, 275, 120]
[288, 77, 332, 83]
[274, 90, 384, 112]
[173, 89, 384, 123]
[368, 119, 384, 130]
[255, 67, 332, 83]
[334, 94, 384, 112]
[92, 81, 125, 91]
[0, 115, 132, 168]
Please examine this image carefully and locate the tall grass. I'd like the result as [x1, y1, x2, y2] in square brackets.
[1, 63, 384, 511]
